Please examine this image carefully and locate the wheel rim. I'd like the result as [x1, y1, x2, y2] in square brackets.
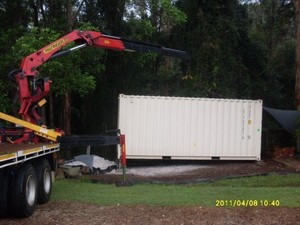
[26, 175, 37, 206]
[43, 169, 51, 194]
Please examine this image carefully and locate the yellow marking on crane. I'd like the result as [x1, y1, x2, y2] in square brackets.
[43, 38, 68, 54]
[0, 112, 62, 141]
[0, 153, 16, 161]
[43, 143, 59, 149]
[38, 98, 47, 107]
[22, 147, 41, 155]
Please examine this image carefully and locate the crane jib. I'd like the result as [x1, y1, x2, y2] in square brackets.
[122, 39, 190, 60]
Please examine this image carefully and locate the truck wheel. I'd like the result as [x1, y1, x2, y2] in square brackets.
[35, 159, 52, 204]
[0, 170, 9, 218]
[10, 164, 37, 218]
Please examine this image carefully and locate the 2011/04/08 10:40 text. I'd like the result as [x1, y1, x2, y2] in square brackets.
[215, 200, 280, 207]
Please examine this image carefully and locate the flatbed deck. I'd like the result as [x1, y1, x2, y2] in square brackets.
[1, 143, 49, 153]
[0, 143, 59, 169]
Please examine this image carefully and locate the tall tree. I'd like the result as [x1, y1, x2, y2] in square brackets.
[79, 0, 127, 132]
[248, 0, 295, 108]
[62, 0, 75, 135]
[295, 0, 300, 110]
[171, 0, 254, 98]
[0, 0, 31, 28]
[25, 0, 99, 134]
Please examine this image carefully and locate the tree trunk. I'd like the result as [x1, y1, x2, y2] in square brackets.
[100, 0, 126, 34]
[63, 92, 72, 135]
[294, 0, 300, 153]
[62, 0, 74, 135]
[66, 0, 73, 31]
[49, 93, 54, 128]
[28, 0, 39, 27]
[295, 0, 300, 110]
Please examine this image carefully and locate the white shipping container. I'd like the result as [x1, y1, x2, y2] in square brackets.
[118, 94, 262, 161]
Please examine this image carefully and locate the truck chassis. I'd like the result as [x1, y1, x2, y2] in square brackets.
[0, 143, 59, 218]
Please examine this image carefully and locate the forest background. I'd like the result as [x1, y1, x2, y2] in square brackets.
[0, 0, 296, 142]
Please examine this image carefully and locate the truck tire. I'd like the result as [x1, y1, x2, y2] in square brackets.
[35, 159, 52, 204]
[10, 164, 37, 218]
[0, 170, 9, 218]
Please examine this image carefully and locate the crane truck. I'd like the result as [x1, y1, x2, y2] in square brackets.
[0, 30, 189, 218]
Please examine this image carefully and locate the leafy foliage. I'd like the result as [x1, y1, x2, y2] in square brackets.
[0, 80, 11, 113]
[0, 0, 297, 135]
[246, 0, 295, 108]
[169, 0, 253, 98]
[9, 27, 97, 97]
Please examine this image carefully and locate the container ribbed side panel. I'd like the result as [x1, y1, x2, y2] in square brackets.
[118, 95, 262, 160]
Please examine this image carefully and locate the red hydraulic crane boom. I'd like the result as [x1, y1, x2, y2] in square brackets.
[8, 30, 189, 143]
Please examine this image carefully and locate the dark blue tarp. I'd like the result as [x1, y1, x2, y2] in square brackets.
[263, 107, 300, 133]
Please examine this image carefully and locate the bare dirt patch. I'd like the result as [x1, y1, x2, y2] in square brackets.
[1, 202, 300, 225]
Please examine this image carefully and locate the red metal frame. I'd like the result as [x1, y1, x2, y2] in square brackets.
[8, 29, 188, 143]
[14, 30, 126, 125]
[120, 134, 127, 167]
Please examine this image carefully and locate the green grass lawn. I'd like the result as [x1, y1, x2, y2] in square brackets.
[51, 173, 300, 207]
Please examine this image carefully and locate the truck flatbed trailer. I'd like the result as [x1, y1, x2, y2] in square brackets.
[0, 143, 59, 169]
[0, 142, 59, 218]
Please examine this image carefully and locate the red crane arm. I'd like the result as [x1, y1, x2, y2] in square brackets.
[20, 30, 189, 77]
[20, 30, 126, 77]
[11, 30, 189, 126]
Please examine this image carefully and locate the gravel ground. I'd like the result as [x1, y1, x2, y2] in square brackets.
[92, 159, 299, 184]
